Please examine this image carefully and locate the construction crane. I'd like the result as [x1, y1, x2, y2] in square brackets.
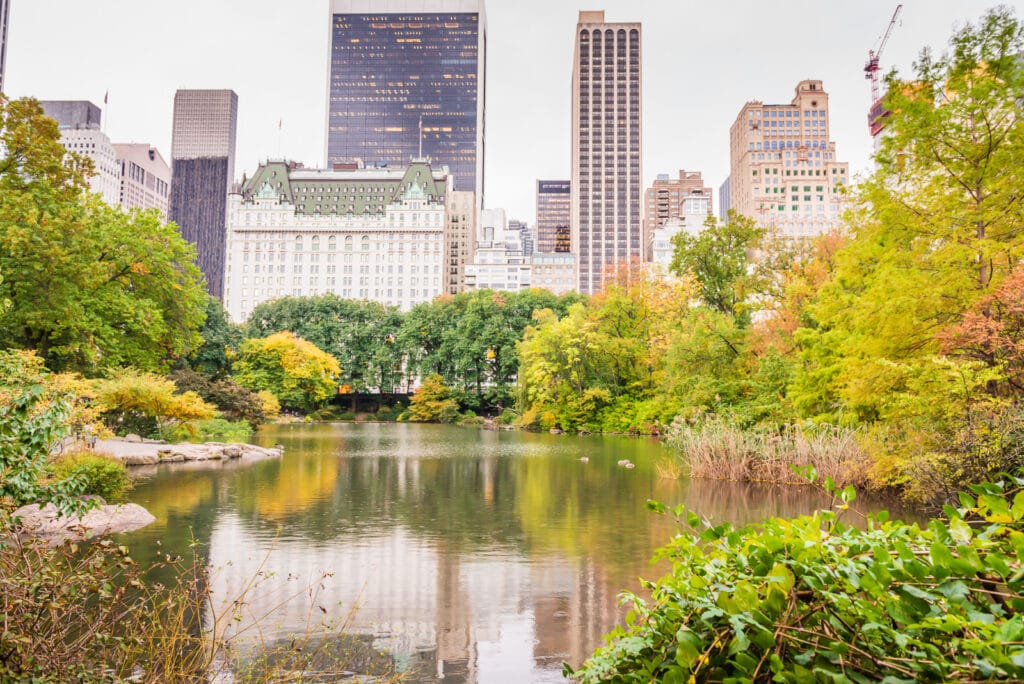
[865, 4, 903, 104]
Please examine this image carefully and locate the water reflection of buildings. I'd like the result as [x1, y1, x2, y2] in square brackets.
[206, 514, 619, 682]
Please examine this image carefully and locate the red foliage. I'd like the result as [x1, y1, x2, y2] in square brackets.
[939, 268, 1024, 395]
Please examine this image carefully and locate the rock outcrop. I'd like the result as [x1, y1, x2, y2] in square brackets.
[12, 502, 156, 544]
[96, 439, 284, 467]
[152, 442, 283, 465]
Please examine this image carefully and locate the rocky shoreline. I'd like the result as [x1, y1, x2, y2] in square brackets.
[97, 437, 284, 467]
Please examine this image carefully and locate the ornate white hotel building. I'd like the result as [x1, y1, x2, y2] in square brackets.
[223, 159, 452, 322]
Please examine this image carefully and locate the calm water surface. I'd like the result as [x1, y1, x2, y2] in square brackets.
[123, 423, 910, 682]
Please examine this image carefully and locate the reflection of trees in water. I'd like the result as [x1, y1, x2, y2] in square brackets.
[120, 424, 923, 681]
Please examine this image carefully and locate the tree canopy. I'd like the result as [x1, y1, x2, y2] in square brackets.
[0, 98, 207, 375]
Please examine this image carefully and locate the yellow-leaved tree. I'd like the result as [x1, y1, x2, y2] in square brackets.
[233, 332, 342, 413]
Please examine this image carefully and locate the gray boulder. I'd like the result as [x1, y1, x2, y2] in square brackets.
[12, 502, 156, 544]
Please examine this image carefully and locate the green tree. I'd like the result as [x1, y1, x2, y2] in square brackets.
[406, 374, 459, 423]
[791, 8, 1024, 425]
[246, 295, 403, 395]
[397, 289, 583, 407]
[186, 296, 241, 378]
[0, 98, 206, 374]
[233, 332, 342, 412]
[670, 211, 764, 323]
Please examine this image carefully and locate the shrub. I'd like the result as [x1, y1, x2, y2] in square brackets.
[159, 418, 253, 444]
[96, 369, 215, 438]
[258, 390, 281, 420]
[569, 473, 1024, 683]
[457, 412, 485, 427]
[0, 354, 94, 516]
[167, 369, 266, 427]
[47, 452, 131, 502]
[308, 406, 345, 421]
[407, 374, 459, 424]
[375, 406, 398, 422]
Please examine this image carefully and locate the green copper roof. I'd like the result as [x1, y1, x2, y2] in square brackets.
[239, 159, 449, 216]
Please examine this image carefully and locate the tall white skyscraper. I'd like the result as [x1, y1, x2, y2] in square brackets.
[571, 11, 642, 295]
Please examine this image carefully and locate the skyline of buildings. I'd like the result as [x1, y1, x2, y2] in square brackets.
[22, 6, 880, 301]
[570, 10, 642, 295]
[325, 0, 486, 209]
[168, 88, 238, 299]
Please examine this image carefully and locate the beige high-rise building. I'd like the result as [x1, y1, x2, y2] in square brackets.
[571, 11, 642, 295]
[643, 170, 712, 259]
[113, 144, 171, 217]
[728, 79, 849, 238]
[446, 190, 476, 295]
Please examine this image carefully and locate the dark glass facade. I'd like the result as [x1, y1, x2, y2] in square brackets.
[536, 180, 570, 254]
[327, 12, 483, 199]
[169, 157, 231, 299]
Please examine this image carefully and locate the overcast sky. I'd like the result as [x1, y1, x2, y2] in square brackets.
[8, 1, 1021, 222]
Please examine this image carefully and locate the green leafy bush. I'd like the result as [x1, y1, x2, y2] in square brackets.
[308, 406, 345, 421]
[569, 472, 1024, 683]
[159, 418, 253, 444]
[0, 353, 95, 517]
[47, 452, 131, 502]
[407, 374, 459, 424]
[167, 369, 266, 427]
[457, 411, 485, 427]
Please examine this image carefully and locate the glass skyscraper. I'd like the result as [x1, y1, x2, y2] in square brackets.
[326, 0, 486, 205]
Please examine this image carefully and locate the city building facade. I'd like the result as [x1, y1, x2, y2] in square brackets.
[649, 217, 695, 269]
[728, 80, 849, 238]
[718, 176, 731, 221]
[224, 159, 451, 322]
[326, 0, 486, 208]
[168, 89, 238, 299]
[643, 170, 712, 259]
[445, 190, 475, 294]
[463, 208, 532, 292]
[113, 143, 171, 216]
[40, 100, 121, 207]
[531, 253, 576, 295]
[536, 180, 570, 254]
[571, 11, 642, 295]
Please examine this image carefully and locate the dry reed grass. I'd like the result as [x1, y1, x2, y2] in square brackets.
[665, 420, 871, 489]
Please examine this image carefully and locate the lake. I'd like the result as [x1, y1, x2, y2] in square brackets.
[123, 422, 909, 682]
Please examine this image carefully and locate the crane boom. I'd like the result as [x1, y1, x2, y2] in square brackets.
[865, 4, 903, 104]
